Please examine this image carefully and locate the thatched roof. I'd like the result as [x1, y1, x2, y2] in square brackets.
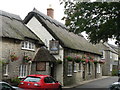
[0, 10, 44, 45]
[24, 8, 101, 55]
[95, 42, 118, 54]
[33, 47, 56, 62]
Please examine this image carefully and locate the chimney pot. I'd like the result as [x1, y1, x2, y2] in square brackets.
[47, 7, 54, 18]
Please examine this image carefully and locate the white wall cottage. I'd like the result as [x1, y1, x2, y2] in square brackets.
[26, 16, 64, 84]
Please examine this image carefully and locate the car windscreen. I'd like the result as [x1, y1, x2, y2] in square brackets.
[23, 76, 41, 82]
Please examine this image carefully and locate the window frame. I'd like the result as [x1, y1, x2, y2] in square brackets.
[3, 64, 9, 76]
[74, 63, 77, 73]
[19, 64, 28, 78]
[88, 62, 91, 75]
[67, 62, 73, 76]
[44, 77, 56, 83]
[78, 62, 82, 72]
[101, 51, 105, 59]
[36, 62, 46, 71]
[21, 41, 35, 51]
[97, 63, 101, 74]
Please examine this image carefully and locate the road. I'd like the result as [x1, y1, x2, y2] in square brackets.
[75, 76, 119, 89]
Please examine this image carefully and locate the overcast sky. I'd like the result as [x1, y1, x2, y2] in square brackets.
[0, 0, 64, 22]
[0, 0, 116, 45]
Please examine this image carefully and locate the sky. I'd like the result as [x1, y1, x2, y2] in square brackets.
[0, 0, 116, 46]
[0, 0, 64, 22]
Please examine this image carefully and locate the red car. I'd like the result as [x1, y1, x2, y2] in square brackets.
[18, 74, 62, 90]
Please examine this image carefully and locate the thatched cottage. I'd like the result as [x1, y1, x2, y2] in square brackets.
[0, 10, 44, 82]
[23, 8, 104, 86]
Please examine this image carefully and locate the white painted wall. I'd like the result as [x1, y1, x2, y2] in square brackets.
[26, 16, 64, 84]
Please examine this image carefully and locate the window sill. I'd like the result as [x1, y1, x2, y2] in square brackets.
[74, 71, 78, 73]
[21, 48, 35, 51]
[67, 75, 72, 77]
[3, 74, 9, 77]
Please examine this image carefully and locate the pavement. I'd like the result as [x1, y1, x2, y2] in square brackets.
[62, 76, 110, 88]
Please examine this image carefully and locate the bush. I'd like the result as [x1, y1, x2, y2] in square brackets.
[112, 69, 118, 76]
[10, 77, 21, 86]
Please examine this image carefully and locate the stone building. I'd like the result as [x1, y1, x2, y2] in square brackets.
[95, 43, 118, 76]
[0, 10, 44, 81]
[24, 8, 103, 86]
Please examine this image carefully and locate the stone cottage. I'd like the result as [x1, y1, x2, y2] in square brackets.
[24, 8, 104, 86]
[0, 10, 44, 81]
[95, 42, 118, 76]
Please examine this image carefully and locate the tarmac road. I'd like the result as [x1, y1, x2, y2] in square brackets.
[75, 76, 119, 89]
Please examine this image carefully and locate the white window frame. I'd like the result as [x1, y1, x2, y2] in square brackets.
[21, 41, 35, 51]
[110, 52, 112, 59]
[19, 65, 28, 78]
[78, 63, 82, 72]
[110, 64, 112, 71]
[67, 62, 73, 76]
[74, 63, 77, 72]
[97, 64, 101, 73]
[101, 51, 105, 59]
[3, 64, 9, 76]
[88, 63, 91, 75]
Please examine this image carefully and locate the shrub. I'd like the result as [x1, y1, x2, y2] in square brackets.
[11, 76, 21, 86]
[112, 69, 118, 76]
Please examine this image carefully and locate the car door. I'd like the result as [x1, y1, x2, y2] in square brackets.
[48, 77, 60, 89]
[44, 77, 59, 89]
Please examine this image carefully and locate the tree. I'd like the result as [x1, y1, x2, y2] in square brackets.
[61, 1, 120, 44]
[61, 1, 120, 76]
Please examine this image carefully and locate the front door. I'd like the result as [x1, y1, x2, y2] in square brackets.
[50, 62, 55, 78]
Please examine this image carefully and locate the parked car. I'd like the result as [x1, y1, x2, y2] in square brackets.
[109, 79, 120, 90]
[0, 81, 22, 90]
[18, 74, 62, 90]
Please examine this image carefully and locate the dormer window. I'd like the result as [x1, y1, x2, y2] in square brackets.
[21, 41, 35, 51]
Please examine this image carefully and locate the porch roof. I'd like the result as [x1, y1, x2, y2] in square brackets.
[33, 47, 57, 62]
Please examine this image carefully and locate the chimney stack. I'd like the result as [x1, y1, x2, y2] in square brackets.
[47, 4, 54, 18]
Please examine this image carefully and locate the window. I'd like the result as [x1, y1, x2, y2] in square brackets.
[88, 63, 91, 75]
[110, 64, 113, 71]
[74, 63, 77, 72]
[97, 64, 101, 73]
[36, 62, 46, 71]
[19, 65, 28, 78]
[21, 41, 35, 51]
[110, 52, 112, 59]
[67, 62, 72, 76]
[44, 77, 56, 83]
[3, 64, 9, 76]
[78, 63, 82, 72]
[101, 51, 105, 59]
[23, 77, 41, 82]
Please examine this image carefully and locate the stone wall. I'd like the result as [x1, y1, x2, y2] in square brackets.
[2, 38, 40, 80]
[63, 48, 102, 86]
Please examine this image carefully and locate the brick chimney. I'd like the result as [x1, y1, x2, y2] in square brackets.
[47, 5, 54, 18]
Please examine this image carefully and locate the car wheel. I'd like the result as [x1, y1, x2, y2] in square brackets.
[58, 86, 62, 90]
